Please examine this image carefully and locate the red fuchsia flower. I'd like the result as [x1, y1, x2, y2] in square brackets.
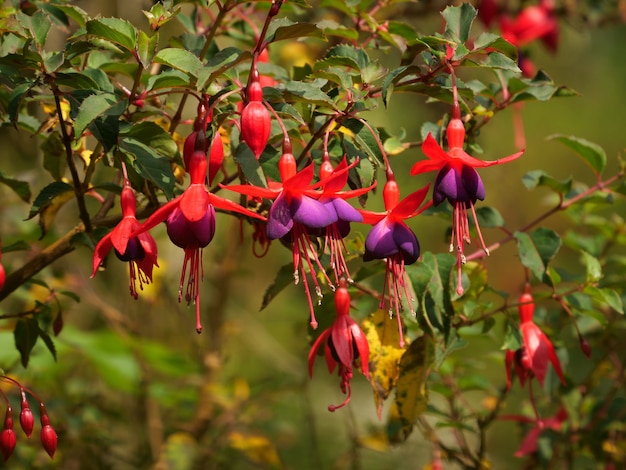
[506, 289, 566, 388]
[501, 407, 568, 457]
[359, 172, 431, 347]
[308, 277, 370, 412]
[19, 391, 34, 438]
[499, 0, 558, 52]
[91, 180, 159, 299]
[240, 71, 271, 159]
[39, 404, 57, 458]
[224, 140, 354, 328]
[317, 154, 375, 284]
[411, 106, 523, 296]
[135, 141, 265, 333]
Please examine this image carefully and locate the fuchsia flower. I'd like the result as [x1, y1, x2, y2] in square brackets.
[308, 277, 370, 411]
[501, 407, 568, 457]
[411, 106, 523, 296]
[359, 173, 431, 347]
[91, 180, 159, 299]
[318, 154, 374, 283]
[499, 0, 558, 53]
[224, 141, 368, 328]
[506, 289, 566, 388]
[136, 140, 265, 333]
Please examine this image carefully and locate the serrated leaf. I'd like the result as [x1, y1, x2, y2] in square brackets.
[234, 144, 269, 189]
[472, 32, 518, 59]
[260, 263, 294, 311]
[583, 286, 623, 315]
[14, 318, 39, 368]
[120, 139, 175, 199]
[86, 17, 137, 51]
[74, 92, 126, 138]
[282, 80, 337, 108]
[154, 47, 203, 78]
[29, 10, 51, 49]
[136, 30, 158, 69]
[547, 134, 607, 174]
[479, 51, 520, 72]
[515, 231, 549, 283]
[340, 118, 384, 166]
[391, 335, 431, 441]
[146, 69, 190, 91]
[0, 171, 31, 203]
[362, 310, 405, 419]
[441, 3, 477, 43]
[197, 47, 250, 90]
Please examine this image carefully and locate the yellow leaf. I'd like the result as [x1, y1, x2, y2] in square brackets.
[393, 335, 432, 441]
[362, 309, 406, 419]
[228, 432, 282, 468]
[38, 188, 75, 238]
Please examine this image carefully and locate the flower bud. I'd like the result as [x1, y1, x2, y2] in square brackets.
[240, 81, 271, 159]
[40, 425, 57, 458]
[1, 406, 16, 462]
[579, 334, 591, 358]
[19, 393, 34, 438]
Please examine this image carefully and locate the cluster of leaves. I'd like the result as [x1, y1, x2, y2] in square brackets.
[0, 0, 625, 468]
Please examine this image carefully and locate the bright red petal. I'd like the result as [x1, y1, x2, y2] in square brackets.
[359, 210, 386, 225]
[110, 217, 139, 256]
[284, 163, 315, 191]
[450, 147, 525, 168]
[91, 234, 113, 278]
[209, 194, 266, 221]
[308, 329, 331, 377]
[410, 134, 450, 175]
[221, 183, 278, 200]
[180, 185, 211, 222]
[392, 184, 431, 219]
[134, 198, 180, 236]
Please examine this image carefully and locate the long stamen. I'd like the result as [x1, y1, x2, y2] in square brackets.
[470, 202, 490, 256]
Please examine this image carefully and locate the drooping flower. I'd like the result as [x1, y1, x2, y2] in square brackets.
[308, 277, 370, 411]
[318, 154, 375, 283]
[136, 144, 265, 333]
[411, 108, 523, 296]
[91, 180, 159, 299]
[499, 0, 558, 53]
[500, 407, 568, 458]
[224, 140, 342, 328]
[360, 172, 431, 347]
[506, 289, 566, 388]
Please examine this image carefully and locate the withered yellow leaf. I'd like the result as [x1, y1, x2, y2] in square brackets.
[228, 431, 282, 468]
[362, 309, 406, 419]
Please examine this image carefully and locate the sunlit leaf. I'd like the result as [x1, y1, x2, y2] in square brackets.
[547, 134, 607, 175]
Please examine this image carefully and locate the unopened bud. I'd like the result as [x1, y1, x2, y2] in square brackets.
[20, 393, 34, 438]
[579, 334, 591, 358]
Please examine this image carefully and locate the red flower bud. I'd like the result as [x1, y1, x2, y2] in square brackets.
[53, 312, 64, 336]
[240, 81, 271, 159]
[40, 425, 57, 458]
[38, 404, 57, 458]
[0, 262, 5, 292]
[1, 406, 16, 462]
[19, 393, 34, 438]
[518, 292, 535, 323]
[579, 334, 591, 358]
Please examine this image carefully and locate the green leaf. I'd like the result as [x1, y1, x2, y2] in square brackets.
[120, 121, 178, 158]
[522, 170, 572, 195]
[475, 206, 504, 228]
[27, 181, 74, 220]
[0, 171, 31, 202]
[29, 10, 51, 49]
[515, 230, 560, 284]
[234, 144, 268, 189]
[2, 240, 31, 254]
[74, 92, 127, 138]
[154, 47, 203, 78]
[441, 3, 477, 43]
[547, 134, 607, 174]
[580, 251, 602, 283]
[86, 17, 137, 51]
[340, 118, 384, 166]
[282, 80, 337, 108]
[120, 139, 175, 199]
[260, 263, 295, 311]
[472, 32, 518, 59]
[146, 69, 190, 91]
[479, 51, 520, 72]
[197, 47, 250, 90]
[136, 30, 158, 68]
[41, 131, 66, 181]
[583, 286, 623, 314]
[14, 318, 39, 368]
[267, 19, 323, 42]
[37, 327, 57, 362]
